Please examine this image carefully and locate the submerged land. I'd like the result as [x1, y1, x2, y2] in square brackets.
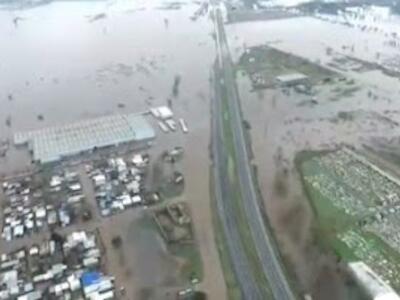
[2, 0, 400, 299]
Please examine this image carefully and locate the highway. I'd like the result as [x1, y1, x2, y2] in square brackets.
[211, 57, 264, 298]
[211, 4, 296, 300]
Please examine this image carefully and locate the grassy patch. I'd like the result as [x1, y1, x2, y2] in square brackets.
[160, 181, 184, 199]
[237, 45, 337, 88]
[363, 232, 400, 264]
[143, 211, 204, 284]
[330, 237, 358, 261]
[136, 214, 160, 232]
[301, 158, 354, 232]
[296, 150, 400, 290]
[170, 243, 204, 282]
[299, 157, 358, 261]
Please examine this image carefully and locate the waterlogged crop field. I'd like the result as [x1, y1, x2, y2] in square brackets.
[298, 148, 400, 290]
[236, 45, 338, 89]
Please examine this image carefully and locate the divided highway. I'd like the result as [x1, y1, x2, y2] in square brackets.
[211, 50, 264, 298]
[211, 5, 296, 300]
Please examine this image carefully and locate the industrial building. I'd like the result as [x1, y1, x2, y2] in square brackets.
[276, 72, 309, 86]
[348, 261, 400, 300]
[14, 113, 155, 163]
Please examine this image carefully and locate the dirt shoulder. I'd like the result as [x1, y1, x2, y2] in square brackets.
[182, 125, 227, 300]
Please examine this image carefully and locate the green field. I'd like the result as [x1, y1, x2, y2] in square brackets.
[297, 150, 400, 290]
[169, 243, 204, 282]
[237, 45, 337, 88]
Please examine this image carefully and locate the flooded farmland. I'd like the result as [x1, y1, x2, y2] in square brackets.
[225, 6, 400, 299]
[0, 1, 228, 299]
[3, 0, 400, 298]
[0, 0, 215, 174]
[0, 0, 214, 134]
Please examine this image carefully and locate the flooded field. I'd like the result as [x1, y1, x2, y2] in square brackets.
[225, 9, 400, 299]
[0, 0, 218, 196]
[0, 0, 214, 171]
[4, 0, 400, 298]
[0, 1, 228, 299]
[227, 14, 400, 76]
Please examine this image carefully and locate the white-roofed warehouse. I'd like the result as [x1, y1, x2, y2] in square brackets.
[276, 72, 309, 86]
[14, 113, 155, 163]
[348, 262, 400, 300]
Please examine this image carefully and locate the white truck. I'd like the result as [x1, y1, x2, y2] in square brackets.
[165, 119, 177, 131]
[178, 118, 188, 133]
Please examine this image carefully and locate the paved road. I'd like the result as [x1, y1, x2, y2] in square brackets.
[212, 60, 263, 298]
[211, 5, 296, 300]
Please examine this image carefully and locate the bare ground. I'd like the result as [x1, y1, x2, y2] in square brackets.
[182, 125, 227, 300]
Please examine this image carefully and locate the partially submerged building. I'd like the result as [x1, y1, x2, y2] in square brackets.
[0, 230, 115, 299]
[276, 72, 309, 86]
[150, 106, 173, 120]
[348, 261, 400, 300]
[14, 113, 155, 164]
[2, 170, 85, 241]
[81, 271, 114, 300]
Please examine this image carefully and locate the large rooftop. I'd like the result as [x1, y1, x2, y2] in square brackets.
[276, 72, 309, 84]
[349, 262, 400, 300]
[14, 113, 155, 163]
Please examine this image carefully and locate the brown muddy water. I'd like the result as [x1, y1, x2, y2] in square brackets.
[3, 0, 399, 298]
[0, 0, 215, 173]
[227, 15, 400, 299]
[226, 14, 400, 75]
[237, 74, 387, 300]
[0, 2, 227, 299]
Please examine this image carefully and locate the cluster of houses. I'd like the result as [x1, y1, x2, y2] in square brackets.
[88, 154, 151, 217]
[1, 171, 85, 241]
[0, 230, 115, 300]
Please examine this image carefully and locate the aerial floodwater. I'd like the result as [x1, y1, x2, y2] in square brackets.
[3, 0, 400, 299]
[224, 2, 400, 299]
[0, 0, 228, 299]
[0, 0, 214, 173]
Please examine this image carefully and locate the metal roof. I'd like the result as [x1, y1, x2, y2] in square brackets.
[349, 262, 400, 300]
[81, 272, 101, 287]
[14, 114, 155, 163]
[276, 73, 308, 83]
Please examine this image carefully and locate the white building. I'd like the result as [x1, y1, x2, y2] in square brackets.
[348, 261, 400, 300]
[150, 106, 173, 120]
[276, 73, 309, 86]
